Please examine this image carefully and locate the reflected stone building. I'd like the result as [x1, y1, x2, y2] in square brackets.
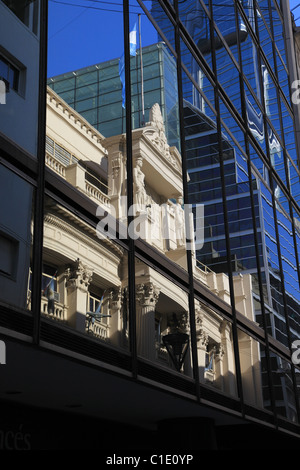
[48, 27, 300, 420]
[2, 0, 300, 450]
[43, 86, 260, 400]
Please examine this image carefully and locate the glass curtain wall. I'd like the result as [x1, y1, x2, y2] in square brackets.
[0, 0, 44, 339]
[44, 0, 134, 359]
[3, 0, 297, 424]
[148, 0, 300, 421]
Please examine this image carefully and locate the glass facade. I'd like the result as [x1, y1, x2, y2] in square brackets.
[48, 42, 181, 148]
[2, 0, 300, 448]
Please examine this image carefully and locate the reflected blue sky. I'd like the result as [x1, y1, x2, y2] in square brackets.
[48, 1, 300, 78]
[47, 0, 157, 77]
[291, 0, 300, 24]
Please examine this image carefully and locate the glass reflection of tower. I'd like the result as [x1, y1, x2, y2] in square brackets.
[48, 42, 180, 149]
[152, 1, 300, 370]
[48, 0, 300, 419]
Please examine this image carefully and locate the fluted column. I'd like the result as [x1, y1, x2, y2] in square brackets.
[65, 258, 93, 332]
[136, 283, 160, 361]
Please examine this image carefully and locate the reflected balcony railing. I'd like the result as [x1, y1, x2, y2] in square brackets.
[84, 179, 110, 206]
[41, 295, 68, 323]
[86, 314, 109, 340]
[45, 146, 110, 207]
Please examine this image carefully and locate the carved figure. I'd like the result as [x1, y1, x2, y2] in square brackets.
[174, 196, 185, 247]
[133, 157, 146, 212]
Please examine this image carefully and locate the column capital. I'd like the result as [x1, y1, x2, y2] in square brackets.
[65, 258, 93, 292]
[108, 287, 122, 311]
[197, 328, 209, 349]
[216, 343, 225, 360]
[136, 282, 160, 307]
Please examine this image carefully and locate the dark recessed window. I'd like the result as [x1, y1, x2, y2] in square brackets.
[0, 55, 19, 92]
[0, 233, 18, 278]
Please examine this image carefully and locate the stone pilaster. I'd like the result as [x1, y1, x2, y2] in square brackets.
[195, 307, 209, 382]
[219, 320, 237, 396]
[214, 343, 225, 390]
[65, 258, 93, 332]
[136, 282, 160, 361]
[108, 287, 123, 348]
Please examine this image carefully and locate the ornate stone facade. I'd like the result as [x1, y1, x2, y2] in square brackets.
[40, 92, 262, 400]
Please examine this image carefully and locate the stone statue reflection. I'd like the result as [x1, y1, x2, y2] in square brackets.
[133, 157, 146, 213]
[174, 196, 185, 247]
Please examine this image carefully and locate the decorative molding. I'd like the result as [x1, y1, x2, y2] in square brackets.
[65, 258, 93, 292]
[197, 328, 209, 347]
[44, 209, 124, 259]
[47, 86, 107, 153]
[143, 103, 181, 171]
[217, 343, 225, 359]
[108, 287, 122, 311]
[136, 282, 160, 307]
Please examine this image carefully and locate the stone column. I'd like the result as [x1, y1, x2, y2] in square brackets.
[65, 258, 93, 333]
[197, 328, 209, 383]
[195, 304, 209, 382]
[220, 320, 237, 396]
[109, 155, 125, 222]
[108, 287, 123, 348]
[214, 343, 225, 391]
[136, 282, 160, 361]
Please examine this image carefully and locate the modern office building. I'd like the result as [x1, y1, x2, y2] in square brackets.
[48, 42, 181, 148]
[1, 0, 300, 451]
[48, 0, 300, 418]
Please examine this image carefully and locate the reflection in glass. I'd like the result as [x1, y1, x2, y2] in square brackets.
[0, 165, 34, 312]
[274, 189, 300, 346]
[256, 4, 275, 73]
[42, 196, 129, 351]
[135, 259, 192, 377]
[238, 331, 269, 409]
[195, 298, 237, 397]
[260, 182, 288, 345]
[280, 97, 298, 169]
[270, 352, 298, 423]
[239, 14, 261, 102]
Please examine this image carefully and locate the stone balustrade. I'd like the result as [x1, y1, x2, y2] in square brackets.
[45, 151, 66, 178]
[85, 180, 110, 207]
[41, 296, 68, 323]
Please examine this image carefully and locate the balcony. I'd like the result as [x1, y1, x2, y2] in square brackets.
[45, 136, 110, 208]
[41, 295, 68, 323]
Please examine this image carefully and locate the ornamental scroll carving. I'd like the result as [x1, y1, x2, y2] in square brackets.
[108, 287, 122, 311]
[216, 343, 225, 359]
[144, 103, 179, 170]
[65, 258, 93, 292]
[136, 282, 160, 308]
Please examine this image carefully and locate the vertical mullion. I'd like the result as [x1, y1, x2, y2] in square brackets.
[234, 0, 277, 424]
[123, 0, 137, 377]
[267, 0, 291, 195]
[174, 0, 200, 401]
[32, 0, 48, 345]
[209, 0, 244, 412]
[255, 0, 300, 424]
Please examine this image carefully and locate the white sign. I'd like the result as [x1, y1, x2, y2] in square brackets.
[0, 79, 6, 104]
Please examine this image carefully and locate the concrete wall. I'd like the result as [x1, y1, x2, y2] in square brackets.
[0, 2, 40, 156]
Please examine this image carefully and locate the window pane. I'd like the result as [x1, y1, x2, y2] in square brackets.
[0, 164, 34, 314]
[42, 195, 130, 352]
[238, 331, 272, 412]
[136, 258, 192, 378]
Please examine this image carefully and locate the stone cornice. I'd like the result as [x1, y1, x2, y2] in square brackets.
[44, 208, 124, 260]
[47, 86, 107, 156]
